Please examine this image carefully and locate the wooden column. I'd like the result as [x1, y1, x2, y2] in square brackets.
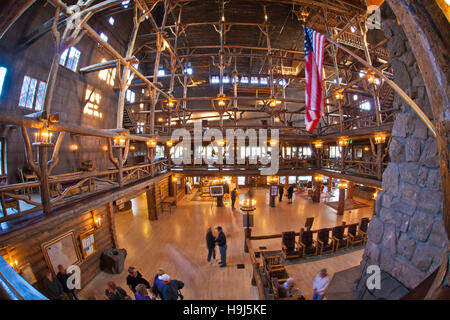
[313, 179, 322, 203]
[38, 146, 51, 215]
[347, 181, 355, 200]
[117, 147, 123, 188]
[146, 186, 158, 221]
[337, 187, 346, 216]
[106, 202, 119, 248]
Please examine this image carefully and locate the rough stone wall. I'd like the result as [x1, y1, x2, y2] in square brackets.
[356, 3, 448, 299]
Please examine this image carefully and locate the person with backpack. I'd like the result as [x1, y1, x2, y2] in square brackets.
[287, 184, 294, 204]
[230, 188, 237, 210]
[151, 268, 166, 298]
[278, 185, 284, 202]
[159, 274, 184, 300]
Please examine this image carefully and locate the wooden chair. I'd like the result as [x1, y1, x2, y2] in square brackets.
[347, 223, 364, 247]
[297, 228, 318, 257]
[315, 228, 335, 255]
[359, 218, 370, 244]
[281, 231, 301, 260]
[271, 278, 305, 300]
[262, 253, 288, 290]
[332, 225, 349, 251]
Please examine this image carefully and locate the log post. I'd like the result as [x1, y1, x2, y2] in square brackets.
[38, 146, 51, 214]
[146, 185, 158, 221]
[337, 186, 346, 216]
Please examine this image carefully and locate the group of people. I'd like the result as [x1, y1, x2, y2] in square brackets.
[206, 226, 227, 267]
[278, 184, 296, 204]
[104, 267, 184, 300]
[279, 269, 330, 300]
[43, 265, 79, 300]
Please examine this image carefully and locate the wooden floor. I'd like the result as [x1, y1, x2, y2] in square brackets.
[79, 187, 373, 300]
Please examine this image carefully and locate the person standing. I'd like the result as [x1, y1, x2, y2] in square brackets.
[43, 270, 64, 300]
[151, 268, 166, 298]
[206, 227, 216, 264]
[215, 226, 227, 267]
[278, 185, 284, 202]
[159, 274, 184, 300]
[134, 283, 154, 300]
[287, 184, 294, 204]
[56, 264, 79, 300]
[126, 266, 150, 294]
[312, 269, 330, 300]
[230, 188, 237, 210]
[105, 281, 131, 300]
[247, 187, 254, 199]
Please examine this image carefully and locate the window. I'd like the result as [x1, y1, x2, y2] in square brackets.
[359, 101, 371, 111]
[155, 145, 165, 158]
[210, 75, 220, 84]
[60, 47, 81, 72]
[83, 89, 103, 118]
[250, 77, 259, 85]
[329, 146, 341, 159]
[108, 17, 115, 25]
[278, 79, 287, 86]
[353, 94, 358, 101]
[260, 77, 268, 85]
[98, 59, 116, 86]
[157, 68, 165, 77]
[18, 75, 46, 110]
[121, 0, 130, 8]
[240, 76, 248, 84]
[126, 90, 135, 103]
[288, 176, 296, 184]
[238, 176, 246, 186]
[222, 75, 230, 84]
[100, 32, 108, 43]
[0, 67, 6, 96]
[137, 122, 144, 134]
[280, 176, 286, 184]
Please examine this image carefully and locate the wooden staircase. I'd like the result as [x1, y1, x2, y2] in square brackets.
[123, 106, 137, 132]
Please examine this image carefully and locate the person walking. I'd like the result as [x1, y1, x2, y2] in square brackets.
[312, 269, 330, 300]
[159, 274, 184, 300]
[278, 185, 284, 202]
[287, 184, 294, 204]
[206, 227, 217, 264]
[126, 266, 150, 294]
[230, 188, 237, 210]
[56, 264, 79, 300]
[215, 226, 227, 267]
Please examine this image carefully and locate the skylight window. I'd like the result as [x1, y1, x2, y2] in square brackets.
[210, 75, 220, 84]
[108, 17, 115, 25]
[18, 75, 46, 110]
[359, 101, 371, 111]
[126, 89, 135, 103]
[60, 47, 81, 72]
[240, 76, 248, 84]
[100, 32, 108, 43]
[157, 68, 165, 77]
[0, 67, 6, 96]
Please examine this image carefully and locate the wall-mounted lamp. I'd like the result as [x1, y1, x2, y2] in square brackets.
[314, 175, 324, 182]
[166, 140, 173, 147]
[216, 139, 225, 147]
[337, 181, 348, 189]
[269, 139, 278, 147]
[93, 213, 104, 229]
[268, 176, 279, 184]
[130, 145, 135, 151]
[70, 144, 78, 151]
[373, 191, 378, 200]
[374, 134, 386, 144]
[364, 146, 370, 152]
[113, 136, 126, 147]
[102, 145, 108, 152]
[147, 139, 157, 148]
[337, 138, 349, 147]
[9, 259, 19, 272]
[313, 141, 323, 148]
[268, 96, 280, 108]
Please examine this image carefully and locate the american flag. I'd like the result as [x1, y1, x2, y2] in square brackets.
[304, 26, 326, 133]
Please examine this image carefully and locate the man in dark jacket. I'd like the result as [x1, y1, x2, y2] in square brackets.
[287, 185, 294, 204]
[56, 264, 78, 300]
[215, 226, 227, 267]
[230, 188, 237, 210]
[279, 185, 284, 202]
[126, 266, 150, 294]
[159, 274, 184, 300]
[43, 270, 64, 300]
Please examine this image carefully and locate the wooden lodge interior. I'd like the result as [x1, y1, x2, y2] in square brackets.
[0, 0, 448, 301]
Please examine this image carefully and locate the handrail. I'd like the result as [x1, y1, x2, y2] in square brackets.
[0, 256, 47, 300]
